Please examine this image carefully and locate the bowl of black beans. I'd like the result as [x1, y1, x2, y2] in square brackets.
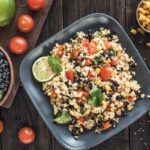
[0, 47, 14, 106]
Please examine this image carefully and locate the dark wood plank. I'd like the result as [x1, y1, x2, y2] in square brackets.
[0, 0, 53, 108]
[125, 0, 150, 150]
[0, 0, 64, 149]
[63, 0, 129, 150]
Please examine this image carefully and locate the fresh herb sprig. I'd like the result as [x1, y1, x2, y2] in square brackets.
[48, 55, 62, 74]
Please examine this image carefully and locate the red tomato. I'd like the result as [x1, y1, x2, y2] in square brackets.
[80, 91, 89, 98]
[27, 0, 45, 11]
[79, 117, 84, 124]
[88, 70, 96, 78]
[104, 41, 112, 49]
[17, 15, 34, 33]
[99, 66, 113, 81]
[57, 45, 63, 57]
[0, 120, 4, 134]
[82, 39, 89, 47]
[70, 50, 79, 59]
[128, 96, 136, 102]
[65, 70, 75, 82]
[77, 58, 82, 64]
[110, 57, 118, 66]
[18, 127, 35, 144]
[102, 121, 112, 130]
[9, 37, 28, 54]
[88, 42, 97, 55]
[85, 59, 92, 66]
[51, 90, 57, 98]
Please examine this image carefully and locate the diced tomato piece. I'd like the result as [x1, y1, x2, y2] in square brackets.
[104, 41, 112, 49]
[128, 96, 136, 102]
[107, 105, 111, 111]
[70, 50, 79, 59]
[77, 58, 82, 64]
[65, 70, 75, 82]
[82, 39, 89, 47]
[81, 91, 89, 98]
[102, 121, 112, 130]
[79, 117, 84, 124]
[88, 70, 96, 78]
[88, 42, 97, 55]
[51, 90, 57, 98]
[110, 57, 118, 66]
[57, 45, 63, 57]
[99, 66, 113, 81]
[85, 59, 92, 66]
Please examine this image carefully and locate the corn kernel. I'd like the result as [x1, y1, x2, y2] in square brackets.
[96, 79, 101, 85]
[105, 85, 111, 93]
[112, 70, 118, 76]
[48, 91, 52, 96]
[95, 68, 100, 74]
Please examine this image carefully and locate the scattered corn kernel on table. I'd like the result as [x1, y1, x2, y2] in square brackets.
[1, 0, 150, 150]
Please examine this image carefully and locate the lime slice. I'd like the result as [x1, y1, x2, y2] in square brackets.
[32, 56, 55, 82]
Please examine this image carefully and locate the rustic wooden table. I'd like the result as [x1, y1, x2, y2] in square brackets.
[1, 0, 150, 149]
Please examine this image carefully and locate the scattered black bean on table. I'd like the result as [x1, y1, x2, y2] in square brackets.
[0, 51, 10, 100]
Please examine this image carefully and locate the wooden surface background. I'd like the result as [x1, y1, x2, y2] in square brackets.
[0, 0, 150, 149]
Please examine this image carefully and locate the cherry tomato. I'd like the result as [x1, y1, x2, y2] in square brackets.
[82, 39, 89, 48]
[0, 120, 4, 134]
[88, 70, 96, 78]
[88, 42, 97, 55]
[17, 15, 34, 33]
[99, 66, 113, 81]
[110, 57, 118, 66]
[65, 70, 75, 82]
[18, 127, 35, 144]
[85, 59, 92, 66]
[104, 41, 112, 49]
[27, 0, 45, 11]
[9, 37, 28, 54]
[79, 117, 84, 124]
[57, 45, 63, 57]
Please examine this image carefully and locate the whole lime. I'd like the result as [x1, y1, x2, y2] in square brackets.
[0, 0, 16, 27]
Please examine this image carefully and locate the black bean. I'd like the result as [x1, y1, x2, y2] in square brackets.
[116, 95, 124, 100]
[122, 110, 127, 116]
[97, 120, 103, 127]
[0, 84, 4, 89]
[4, 60, 8, 67]
[110, 120, 117, 128]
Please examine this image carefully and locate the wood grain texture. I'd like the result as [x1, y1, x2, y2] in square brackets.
[0, 0, 53, 108]
[0, 0, 150, 150]
[126, 0, 150, 150]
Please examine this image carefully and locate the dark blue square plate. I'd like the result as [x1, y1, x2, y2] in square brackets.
[20, 13, 150, 150]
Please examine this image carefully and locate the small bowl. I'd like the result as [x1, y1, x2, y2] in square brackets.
[0, 47, 14, 106]
[136, 0, 150, 33]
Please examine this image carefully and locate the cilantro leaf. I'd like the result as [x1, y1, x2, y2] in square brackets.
[54, 111, 72, 124]
[90, 87, 102, 97]
[89, 87, 104, 106]
[48, 55, 62, 74]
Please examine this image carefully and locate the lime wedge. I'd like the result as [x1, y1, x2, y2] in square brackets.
[32, 56, 55, 82]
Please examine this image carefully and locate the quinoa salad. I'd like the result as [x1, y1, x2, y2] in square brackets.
[33, 28, 145, 138]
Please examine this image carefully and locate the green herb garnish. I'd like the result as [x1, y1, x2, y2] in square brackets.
[0, 90, 3, 100]
[54, 111, 72, 124]
[48, 55, 62, 74]
[88, 87, 104, 106]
